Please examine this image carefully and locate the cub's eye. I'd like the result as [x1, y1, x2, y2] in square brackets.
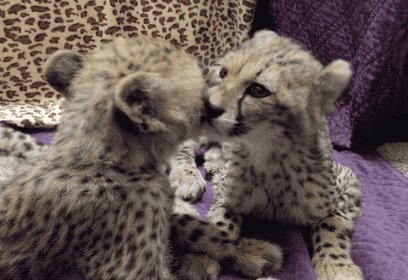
[245, 83, 271, 98]
[219, 67, 228, 78]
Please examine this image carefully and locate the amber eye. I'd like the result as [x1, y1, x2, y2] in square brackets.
[245, 83, 271, 98]
[219, 67, 228, 78]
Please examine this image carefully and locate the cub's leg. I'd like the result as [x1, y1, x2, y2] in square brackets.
[311, 166, 363, 280]
[171, 214, 283, 278]
[206, 142, 250, 238]
[169, 139, 206, 202]
[175, 253, 221, 280]
[203, 141, 228, 202]
[0, 127, 45, 159]
[0, 127, 45, 183]
[173, 198, 201, 218]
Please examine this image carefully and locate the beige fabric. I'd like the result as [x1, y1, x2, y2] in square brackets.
[377, 142, 408, 177]
[0, 0, 256, 128]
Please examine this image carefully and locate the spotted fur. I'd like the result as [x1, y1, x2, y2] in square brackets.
[199, 30, 364, 280]
[0, 35, 281, 280]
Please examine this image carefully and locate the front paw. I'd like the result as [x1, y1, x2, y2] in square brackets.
[208, 210, 241, 239]
[315, 262, 363, 280]
[228, 238, 283, 278]
[173, 199, 200, 218]
[169, 165, 206, 202]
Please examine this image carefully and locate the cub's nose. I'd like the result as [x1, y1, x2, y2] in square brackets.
[205, 100, 225, 119]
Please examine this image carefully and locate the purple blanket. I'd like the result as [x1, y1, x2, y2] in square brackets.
[254, 0, 408, 148]
[29, 131, 408, 280]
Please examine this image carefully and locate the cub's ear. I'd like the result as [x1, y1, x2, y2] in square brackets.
[315, 59, 352, 115]
[251, 29, 279, 43]
[114, 72, 168, 133]
[43, 50, 84, 97]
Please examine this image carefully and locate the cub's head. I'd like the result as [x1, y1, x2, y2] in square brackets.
[205, 30, 351, 147]
[43, 36, 205, 143]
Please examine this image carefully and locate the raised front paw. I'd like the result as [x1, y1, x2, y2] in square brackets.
[169, 165, 206, 202]
[315, 262, 363, 280]
[173, 199, 200, 218]
[228, 238, 283, 278]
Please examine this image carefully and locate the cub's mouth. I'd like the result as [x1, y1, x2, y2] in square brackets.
[203, 100, 252, 138]
[229, 118, 250, 137]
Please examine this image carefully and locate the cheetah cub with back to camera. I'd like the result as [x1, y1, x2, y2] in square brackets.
[0, 36, 283, 279]
[200, 30, 363, 280]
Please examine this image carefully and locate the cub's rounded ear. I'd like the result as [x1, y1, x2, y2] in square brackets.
[114, 72, 168, 133]
[43, 50, 84, 97]
[251, 29, 279, 43]
[316, 59, 352, 115]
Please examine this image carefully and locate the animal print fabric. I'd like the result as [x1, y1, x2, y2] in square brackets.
[0, 0, 256, 128]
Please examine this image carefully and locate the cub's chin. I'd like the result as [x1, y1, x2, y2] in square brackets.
[200, 121, 246, 143]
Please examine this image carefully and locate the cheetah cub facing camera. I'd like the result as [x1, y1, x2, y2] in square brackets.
[201, 30, 363, 280]
[0, 36, 283, 280]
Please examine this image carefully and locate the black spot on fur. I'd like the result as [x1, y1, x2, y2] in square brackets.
[220, 231, 228, 238]
[113, 185, 127, 201]
[224, 212, 232, 219]
[189, 229, 204, 242]
[80, 177, 91, 184]
[210, 236, 219, 243]
[322, 243, 333, 248]
[329, 254, 338, 260]
[321, 223, 336, 232]
[128, 243, 137, 253]
[57, 173, 70, 180]
[178, 214, 193, 226]
[114, 234, 123, 244]
[144, 250, 153, 260]
[130, 176, 141, 182]
[103, 243, 111, 251]
[126, 255, 136, 271]
[135, 210, 144, 219]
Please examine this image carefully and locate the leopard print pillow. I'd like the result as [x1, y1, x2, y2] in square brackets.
[0, 0, 256, 128]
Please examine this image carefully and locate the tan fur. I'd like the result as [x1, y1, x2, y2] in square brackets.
[199, 30, 363, 280]
[0, 35, 283, 280]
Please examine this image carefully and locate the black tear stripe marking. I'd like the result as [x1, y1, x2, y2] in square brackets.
[230, 93, 250, 137]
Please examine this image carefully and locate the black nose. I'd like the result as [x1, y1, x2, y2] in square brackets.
[205, 100, 225, 119]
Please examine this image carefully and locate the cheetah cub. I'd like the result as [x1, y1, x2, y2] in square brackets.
[202, 30, 363, 280]
[0, 36, 281, 280]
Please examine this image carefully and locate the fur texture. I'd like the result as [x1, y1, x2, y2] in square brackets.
[0, 35, 281, 280]
[181, 30, 363, 280]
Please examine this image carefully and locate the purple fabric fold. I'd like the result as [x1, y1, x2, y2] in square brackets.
[259, 0, 408, 148]
[333, 150, 408, 280]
